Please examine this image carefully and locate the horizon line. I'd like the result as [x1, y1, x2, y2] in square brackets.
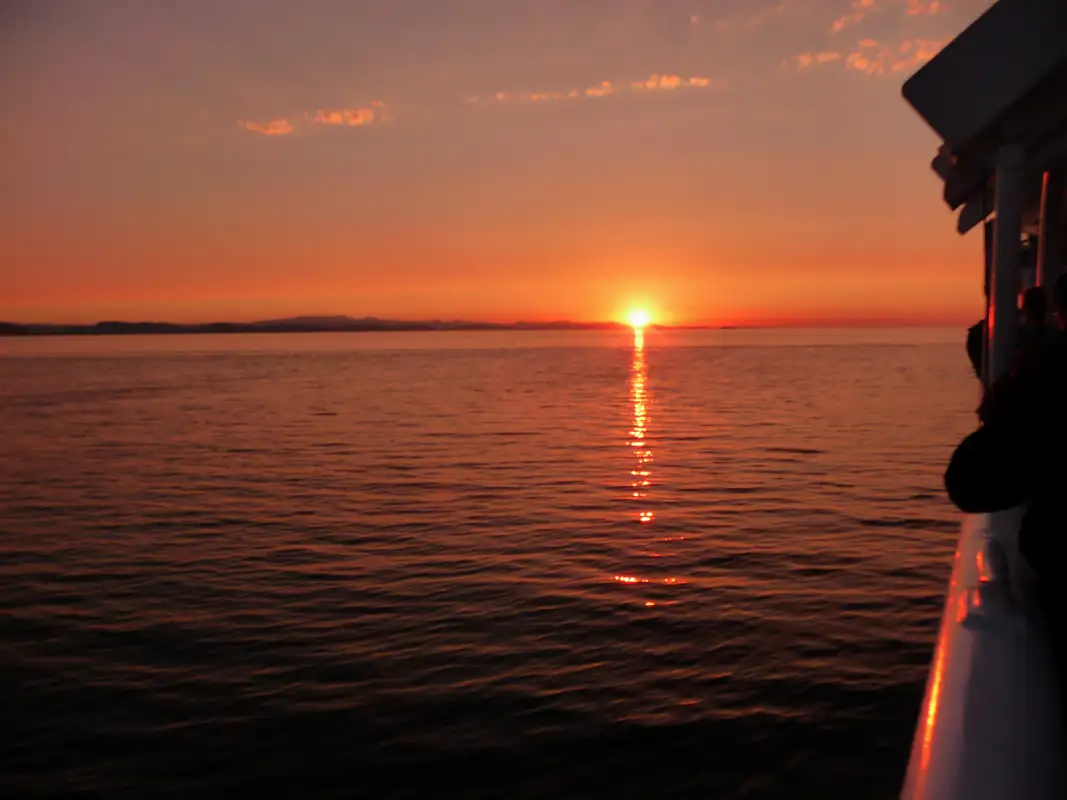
[0, 313, 977, 333]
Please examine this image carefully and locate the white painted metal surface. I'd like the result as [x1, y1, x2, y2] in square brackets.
[900, 511, 1066, 799]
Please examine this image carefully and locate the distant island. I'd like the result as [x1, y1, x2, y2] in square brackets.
[0, 316, 646, 337]
[0, 316, 970, 336]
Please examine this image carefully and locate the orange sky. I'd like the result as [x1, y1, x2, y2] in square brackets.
[0, 0, 993, 326]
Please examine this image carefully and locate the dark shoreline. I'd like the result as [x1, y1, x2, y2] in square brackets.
[0, 319, 966, 337]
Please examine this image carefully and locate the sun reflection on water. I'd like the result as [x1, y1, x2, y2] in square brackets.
[630, 327, 653, 525]
[614, 326, 674, 607]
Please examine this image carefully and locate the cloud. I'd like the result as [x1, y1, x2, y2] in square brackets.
[795, 36, 944, 75]
[238, 100, 388, 135]
[238, 118, 293, 136]
[848, 37, 944, 73]
[890, 37, 945, 70]
[631, 74, 682, 90]
[470, 74, 720, 106]
[846, 52, 875, 72]
[796, 51, 844, 69]
[830, 0, 945, 32]
[314, 108, 373, 126]
[313, 101, 387, 127]
[585, 80, 615, 98]
[905, 0, 941, 14]
[831, 0, 876, 33]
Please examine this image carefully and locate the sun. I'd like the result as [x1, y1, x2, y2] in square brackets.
[628, 309, 651, 329]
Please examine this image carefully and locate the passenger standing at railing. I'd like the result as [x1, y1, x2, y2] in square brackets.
[1015, 286, 1056, 376]
[946, 273, 1067, 718]
[965, 285, 1056, 383]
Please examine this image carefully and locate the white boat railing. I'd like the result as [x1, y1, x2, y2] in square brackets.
[900, 509, 1065, 799]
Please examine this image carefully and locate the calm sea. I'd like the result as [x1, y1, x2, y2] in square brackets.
[0, 328, 976, 799]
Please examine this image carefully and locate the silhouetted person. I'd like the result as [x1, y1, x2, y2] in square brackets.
[946, 273, 1067, 715]
[1022, 284, 1049, 326]
[966, 319, 984, 380]
[966, 286, 1055, 382]
[1017, 285, 1055, 363]
[978, 285, 1059, 425]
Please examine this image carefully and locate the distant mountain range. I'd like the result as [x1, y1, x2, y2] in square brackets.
[0, 316, 638, 336]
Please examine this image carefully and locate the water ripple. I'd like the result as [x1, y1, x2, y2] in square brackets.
[0, 331, 974, 798]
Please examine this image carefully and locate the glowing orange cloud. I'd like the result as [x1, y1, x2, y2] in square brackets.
[314, 101, 387, 126]
[847, 37, 945, 74]
[585, 80, 615, 98]
[626, 73, 721, 92]
[238, 118, 293, 136]
[632, 74, 683, 90]
[794, 37, 943, 75]
[906, 0, 942, 15]
[470, 75, 720, 105]
[629, 74, 722, 91]
[796, 52, 843, 69]
[831, 0, 942, 33]
[831, 0, 875, 34]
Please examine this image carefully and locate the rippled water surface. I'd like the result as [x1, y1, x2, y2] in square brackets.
[1, 329, 977, 798]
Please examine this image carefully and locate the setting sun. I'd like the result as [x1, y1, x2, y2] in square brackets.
[628, 310, 651, 328]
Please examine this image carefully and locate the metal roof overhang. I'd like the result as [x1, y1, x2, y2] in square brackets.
[901, 0, 1067, 235]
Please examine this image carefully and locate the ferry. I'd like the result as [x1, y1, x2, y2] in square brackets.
[899, 0, 1067, 797]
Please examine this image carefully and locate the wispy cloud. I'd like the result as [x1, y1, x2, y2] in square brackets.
[629, 73, 715, 91]
[469, 74, 721, 105]
[905, 0, 942, 15]
[238, 118, 293, 136]
[634, 74, 677, 90]
[830, 0, 945, 32]
[792, 36, 944, 75]
[585, 80, 615, 98]
[796, 52, 845, 69]
[862, 37, 945, 73]
[313, 101, 387, 127]
[242, 69, 722, 134]
[831, 0, 876, 34]
[238, 101, 388, 136]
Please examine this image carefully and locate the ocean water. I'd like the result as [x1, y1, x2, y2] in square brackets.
[0, 328, 977, 798]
